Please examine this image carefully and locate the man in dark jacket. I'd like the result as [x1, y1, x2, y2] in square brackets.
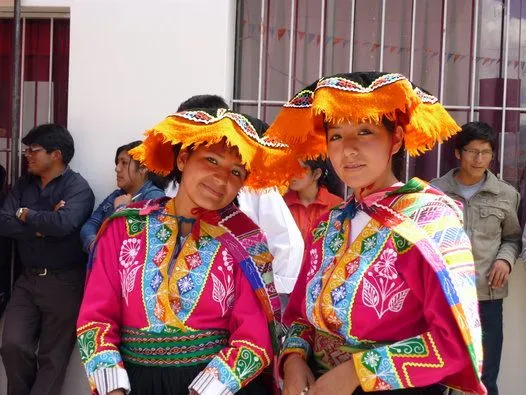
[0, 163, 10, 317]
[0, 124, 95, 395]
[431, 122, 521, 395]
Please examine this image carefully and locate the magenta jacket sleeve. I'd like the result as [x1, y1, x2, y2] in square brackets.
[76, 218, 128, 394]
[278, 235, 316, 374]
[190, 254, 274, 394]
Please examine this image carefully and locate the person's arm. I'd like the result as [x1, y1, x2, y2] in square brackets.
[351, 199, 484, 394]
[279, 235, 316, 370]
[0, 179, 38, 240]
[521, 227, 526, 261]
[189, 258, 273, 395]
[77, 218, 130, 395]
[24, 177, 95, 237]
[495, 189, 521, 268]
[140, 188, 165, 200]
[80, 191, 119, 252]
[351, 249, 475, 391]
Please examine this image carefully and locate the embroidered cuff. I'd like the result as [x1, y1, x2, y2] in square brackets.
[281, 334, 311, 360]
[92, 366, 131, 394]
[189, 371, 233, 395]
[352, 348, 401, 392]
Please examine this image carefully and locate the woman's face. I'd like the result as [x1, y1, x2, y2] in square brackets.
[326, 121, 403, 195]
[289, 162, 319, 192]
[115, 151, 146, 193]
[176, 142, 248, 211]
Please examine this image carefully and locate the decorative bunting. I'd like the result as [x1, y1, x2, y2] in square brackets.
[242, 21, 524, 70]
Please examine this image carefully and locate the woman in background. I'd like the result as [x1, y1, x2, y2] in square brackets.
[284, 157, 343, 242]
[80, 140, 166, 252]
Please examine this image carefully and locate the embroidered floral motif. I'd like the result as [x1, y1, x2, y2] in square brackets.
[363, 350, 381, 369]
[153, 245, 168, 266]
[362, 248, 410, 318]
[311, 280, 322, 299]
[184, 252, 202, 269]
[388, 337, 427, 356]
[119, 238, 142, 305]
[312, 221, 329, 241]
[235, 347, 263, 381]
[77, 328, 97, 362]
[362, 274, 410, 319]
[307, 248, 319, 279]
[203, 366, 220, 378]
[177, 275, 195, 294]
[362, 234, 378, 252]
[328, 233, 344, 254]
[149, 272, 163, 291]
[211, 251, 235, 316]
[154, 302, 165, 321]
[373, 248, 398, 280]
[346, 260, 359, 277]
[119, 238, 141, 268]
[125, 214, 146, 236]
[331, 284, 347, 304]
[155, 225, 172, 243]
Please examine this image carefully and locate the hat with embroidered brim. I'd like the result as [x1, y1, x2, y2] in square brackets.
[129, 108, 298, 190]
[266, 72, 460, 159]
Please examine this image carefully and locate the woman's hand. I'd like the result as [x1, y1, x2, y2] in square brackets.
[114, 194, 132, 209]
[282, 354, 315, 395]
[108, 389, 126, 395]
[307, 360, 359, 395]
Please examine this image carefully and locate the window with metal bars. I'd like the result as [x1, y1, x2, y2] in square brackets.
[0, 15, 70, 185]
[233, 0, 526, 200]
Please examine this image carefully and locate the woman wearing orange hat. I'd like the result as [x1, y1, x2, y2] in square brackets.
[267, 72, 486, 395]
[76, 109, 294, 395]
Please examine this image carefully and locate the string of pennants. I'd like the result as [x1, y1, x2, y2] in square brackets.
[243, 20, 526, 70]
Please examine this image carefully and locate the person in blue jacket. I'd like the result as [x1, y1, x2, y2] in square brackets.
[80, 140, 166, 252]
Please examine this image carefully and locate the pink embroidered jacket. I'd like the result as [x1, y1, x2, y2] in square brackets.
[280, 179, 486, 394]
[77, 200, 280, 395]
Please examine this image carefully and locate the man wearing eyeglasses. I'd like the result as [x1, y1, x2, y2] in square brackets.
[432, 121, 521, 395]
[0, 123, 94, 395]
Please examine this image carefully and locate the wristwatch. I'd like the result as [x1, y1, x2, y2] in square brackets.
[16, 207, 27, 220]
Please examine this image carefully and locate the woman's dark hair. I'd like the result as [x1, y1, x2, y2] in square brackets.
[454, 121, 495, 151]
[381, 117, 406, 180]
[167, 143, 185, 184]
[177, 95, 229, 111]
[115, 140, 169, 189]
[22, 123, 74, 164]
[305, 156, 345, 198]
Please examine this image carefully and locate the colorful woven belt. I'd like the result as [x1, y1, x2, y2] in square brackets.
[120, 327, 229, 367]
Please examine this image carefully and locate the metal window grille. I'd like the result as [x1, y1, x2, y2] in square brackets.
[233, 0, 526, 189]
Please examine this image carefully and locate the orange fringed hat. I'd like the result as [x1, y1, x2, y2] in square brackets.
[266, 72, 460, 158]
[129, 108, 296, 190]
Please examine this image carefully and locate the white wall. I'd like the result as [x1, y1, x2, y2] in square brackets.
[498, 259, 526, 395]
[2, 2, 526, 395]
[67, 0, 236, 204]
[21, 0, 71, 5]
[1, 1, 236, 394]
